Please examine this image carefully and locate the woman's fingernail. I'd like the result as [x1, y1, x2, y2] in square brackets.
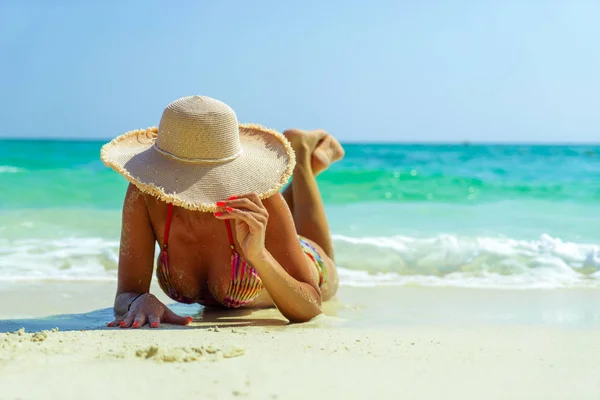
[186, 317, 193, 323]
[226, 207, 233, 212]
[214, 212, 223, 217]
[132, 322, 139, 328]
[216, 201, 226, 207]
[228, 196, 237, 200]
[119, 321, 126, 327]
[151, 322, 159, 328]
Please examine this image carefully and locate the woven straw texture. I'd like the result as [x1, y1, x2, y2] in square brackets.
[100, 96, 295, 212]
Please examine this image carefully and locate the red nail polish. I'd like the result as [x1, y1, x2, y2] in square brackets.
[228, 196, 237, 200]
[132, 322, 139, 328]
[214, 212, 223, 217]
[119, 321, 126, 327]
[151, 322, 159, 328]
[216, 201, 226, 207]
[186, 317, 193, 323]
[226, 207, 233, 212]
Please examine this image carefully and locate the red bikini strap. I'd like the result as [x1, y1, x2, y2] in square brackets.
[225, 220, 235, 248]
[163, 203, 173, 250]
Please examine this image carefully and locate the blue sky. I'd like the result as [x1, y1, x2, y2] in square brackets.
[1, 1, 599, 142]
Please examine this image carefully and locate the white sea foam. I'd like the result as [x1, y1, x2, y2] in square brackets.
[0, 234, 599, 289]
[0, 165, 23, 173]
[0, 238, 119, 282]
[333, 233, 600, 289]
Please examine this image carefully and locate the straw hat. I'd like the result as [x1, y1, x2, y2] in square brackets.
[100, 95, 295, 212]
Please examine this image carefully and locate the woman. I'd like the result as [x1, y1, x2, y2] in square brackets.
[101, 95, 344, 327]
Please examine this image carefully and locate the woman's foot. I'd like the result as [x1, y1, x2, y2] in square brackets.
[311, 134, 345, 175]
[284, 129, 345, 175]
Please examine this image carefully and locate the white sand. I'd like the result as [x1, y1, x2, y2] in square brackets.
[1, 285, 600, 399]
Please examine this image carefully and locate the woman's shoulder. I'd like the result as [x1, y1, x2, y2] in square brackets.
[262, 192, 296, 234]
[122, 183, 156, 221]
[262, 192, 289, 217]
[125, 183, 160, 206]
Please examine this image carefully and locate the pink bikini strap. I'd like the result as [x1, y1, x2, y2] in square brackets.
[163, 203, 174, 250]
[225, 220, 235, 251]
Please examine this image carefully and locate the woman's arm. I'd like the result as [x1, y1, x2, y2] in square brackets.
[113, 183, 156, 316]
[250, 251, 322, 323]
[108, 184, 190, 328]
[216, 193, 322, 323]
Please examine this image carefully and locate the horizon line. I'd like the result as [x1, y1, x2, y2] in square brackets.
[0, 137, 599, 146]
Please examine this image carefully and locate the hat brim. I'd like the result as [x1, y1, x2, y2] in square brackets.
[100, 124, 296, 212]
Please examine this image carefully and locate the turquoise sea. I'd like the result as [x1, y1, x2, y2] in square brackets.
[1, 140, 599, 289]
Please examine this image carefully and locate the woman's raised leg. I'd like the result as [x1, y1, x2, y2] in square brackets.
[282, 129, 344, 259]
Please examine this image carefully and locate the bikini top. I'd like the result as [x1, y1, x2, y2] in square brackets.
[156, 203, 263, 308]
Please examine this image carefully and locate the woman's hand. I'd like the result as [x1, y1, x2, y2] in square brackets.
[107, 293, 192, 329]
[215, 193, 269, 261]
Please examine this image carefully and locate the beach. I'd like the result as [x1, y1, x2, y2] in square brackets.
[2, 283, 600, 399]
[3, 0, 600, 397]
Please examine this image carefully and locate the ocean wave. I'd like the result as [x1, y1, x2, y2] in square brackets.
[0, 165, 23, 173]
[0, 238, 119, 282]
[0, 234, 599, 289]
[333, 234, 600, 289]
